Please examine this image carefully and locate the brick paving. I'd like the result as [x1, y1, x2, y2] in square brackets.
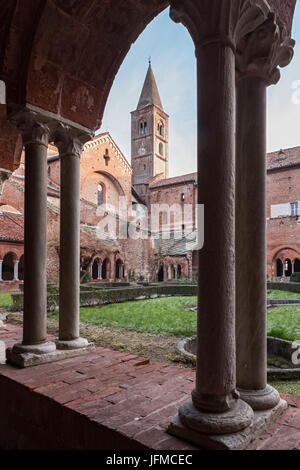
[0, 323, 299, 450]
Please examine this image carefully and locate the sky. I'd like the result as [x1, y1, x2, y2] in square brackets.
[101, 4, 300, 178]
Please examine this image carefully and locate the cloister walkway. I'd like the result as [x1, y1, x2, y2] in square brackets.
[0, 323, 299, 450]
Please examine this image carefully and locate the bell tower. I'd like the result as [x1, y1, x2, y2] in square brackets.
[131, 62, 169, 200]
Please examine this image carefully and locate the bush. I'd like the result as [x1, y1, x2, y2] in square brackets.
[11, 284, 198, 312]
[267, 281, 300, 293]
[290, 272, 300, 283]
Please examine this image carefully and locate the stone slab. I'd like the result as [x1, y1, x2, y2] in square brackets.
[167, 399, 288, 450]
[6, 343, 95, 368]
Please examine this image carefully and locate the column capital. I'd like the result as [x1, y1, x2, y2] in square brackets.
[9, 108, 51, 148]
[169, 0, 270, 53]
[236, 13, 295, 85]
[53, 123, 93, 159]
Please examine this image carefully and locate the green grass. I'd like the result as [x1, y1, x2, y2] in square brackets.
[48, 295, 300, 341]
[0, 293, 13, 308]
[267, 306, 300, 341]
[267, 289, 300, 300]
[76, 297, 198, 337]
[269, 380, 300, 396]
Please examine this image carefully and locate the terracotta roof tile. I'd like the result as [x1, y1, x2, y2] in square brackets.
[0, 213, 24, 242]
[267, 146, 300, 171]
[149, 172, 197, 189]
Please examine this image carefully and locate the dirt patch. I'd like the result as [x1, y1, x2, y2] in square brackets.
[6, 313, 195, 368]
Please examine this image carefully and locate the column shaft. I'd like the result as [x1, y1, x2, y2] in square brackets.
[0, 260, 2, 281]
[236, 76, 280, 409]
[59, 153, 81, 341]
[23, 142, 48, 345]
[195, 43, 236, 412]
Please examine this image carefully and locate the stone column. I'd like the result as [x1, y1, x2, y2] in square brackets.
[167, 1, 271, 447]
[54, 124, 93, 350]
[8, 109, 56, 355]
[292, 262, 295, 275]
[13, 260, 19, 281]
[236, 15, 295, 410]
[0, 260, 2, 281]
[98, 262, 102, 280]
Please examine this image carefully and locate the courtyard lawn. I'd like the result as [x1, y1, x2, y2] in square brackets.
[267, 306, 300, 341]
[0, 293, 13, 309]
[78, 296, 198, 337]
[267, 289, 300, 300]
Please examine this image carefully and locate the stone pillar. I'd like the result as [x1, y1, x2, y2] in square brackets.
[167, 1, 272, 448]
[98, 262, 102, 280]
[13, 260, 19, 281]
[292, 262, 295, 275]
[54, 124, 93, 350]
[8, 109, 56, 355]
[0, 260, 2, 281]
[236, 15, 295, 410]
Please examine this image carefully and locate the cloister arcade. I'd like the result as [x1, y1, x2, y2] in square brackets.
[0, 0, 297, 451]
[0, 252, 24, 282]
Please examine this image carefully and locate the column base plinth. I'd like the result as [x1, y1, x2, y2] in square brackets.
[56, 337, 89, 350]
[238, 384, 280, 411]
[6, 341, 95, 368]
[168, 399, 287, 450]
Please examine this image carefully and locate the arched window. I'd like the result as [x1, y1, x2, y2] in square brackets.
[159, 142, 164, 156]
[98, 184, 103, 206]
[157, 121, 164, 137]
[140, 121, 147, 136]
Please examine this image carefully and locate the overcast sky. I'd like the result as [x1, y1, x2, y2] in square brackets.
[101, 4, 300, 178]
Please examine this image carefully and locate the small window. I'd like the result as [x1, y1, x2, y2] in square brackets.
[181, 193, 185, 202]
[157, 121, 164, 137]
[140, 121, 147, 136]
[159, 142, 164, 156]
[98, 184, 103, 206]
[162, 212, 168, 225]
[291, 202, 298, 216]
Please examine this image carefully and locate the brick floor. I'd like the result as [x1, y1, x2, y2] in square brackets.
[0, 323, 299, 450]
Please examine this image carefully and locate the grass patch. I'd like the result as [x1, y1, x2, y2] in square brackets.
[69, 297, 198, 337]
[267, 289, 300, 300]
[0, 293, 13, 308]
[267, 306, 300, 341]
[269, 380, 300, 396]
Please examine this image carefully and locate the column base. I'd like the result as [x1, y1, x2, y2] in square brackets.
[168, 399, 287, 450]
[56, 337, 89, 350]
[238, 384, 280, 411]
[6, 341, 95, 368]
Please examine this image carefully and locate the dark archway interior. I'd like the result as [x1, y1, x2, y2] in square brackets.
[295, 259, 300, 272]
[92, 259, 99, 280]
[115, 259, 124, 280]
[177, 265, 182, 279]
[284, 259, 292, 276]
[2, 252, 14, 281]
[19, 255, 24, 281]
[102, 259, 108, 280]
[158, 265, 164, 282]
[276, 259, 283, 277]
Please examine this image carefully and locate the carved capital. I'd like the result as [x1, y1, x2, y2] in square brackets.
[9, 108, 51, 148]
[236, 13, 295, 85]
[53, 123, 93, 159]
[0, 169, 11, 195]
[169, 0, 270, 52]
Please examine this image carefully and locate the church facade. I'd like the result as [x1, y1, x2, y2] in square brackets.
[0, 64, 299, 288]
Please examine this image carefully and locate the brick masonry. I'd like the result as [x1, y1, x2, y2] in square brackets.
[0, 323, 299, 450]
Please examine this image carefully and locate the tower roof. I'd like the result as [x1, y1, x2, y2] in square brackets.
[137, 63, 163, 111]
